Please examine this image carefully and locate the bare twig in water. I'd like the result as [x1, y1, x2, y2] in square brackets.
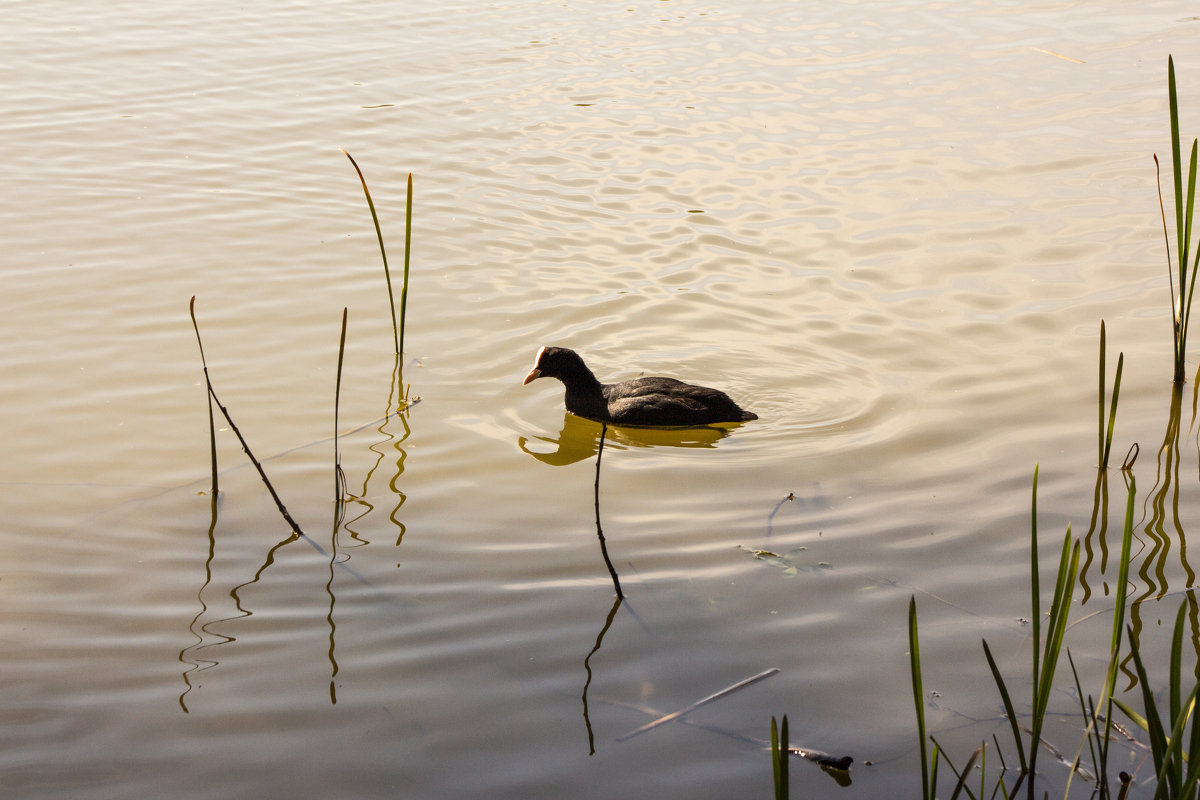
[601, 695, 853, 771]
[190, 302, 306, 537]
[616, 667, 780, 742]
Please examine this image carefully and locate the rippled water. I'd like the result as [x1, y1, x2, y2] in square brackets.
[4, 1, 1200, 797]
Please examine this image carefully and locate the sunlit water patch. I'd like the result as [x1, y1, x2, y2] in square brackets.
[3, 0, 1200, 798]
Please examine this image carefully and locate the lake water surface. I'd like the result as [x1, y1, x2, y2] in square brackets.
[4, 1, 1200, 797]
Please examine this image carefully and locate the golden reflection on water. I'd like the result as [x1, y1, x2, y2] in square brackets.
[517, 411, 742, 466]
[5, 1, 1200, 798]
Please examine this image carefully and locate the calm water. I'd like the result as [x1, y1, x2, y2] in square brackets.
[4, 1, 1200, 797]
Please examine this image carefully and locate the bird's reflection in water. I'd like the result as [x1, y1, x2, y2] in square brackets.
[516, 411, 752, 755]
[518, 412, 741, 465]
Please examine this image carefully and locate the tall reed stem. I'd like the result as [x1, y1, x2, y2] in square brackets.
[399, 172, 413, 358]
[341, 150, 402, 354]
[334, 308, 347, 505]
[189, 296, 219, 497]
[1159, 56, 1200, 384]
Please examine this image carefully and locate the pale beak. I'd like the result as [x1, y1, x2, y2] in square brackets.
[522, 367, 542, 385]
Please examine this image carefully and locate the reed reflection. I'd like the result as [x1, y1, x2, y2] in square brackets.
[1080, 470, 1111, 607]
[178, 492, 225, 713]
[1128, 385, 1197, 645]
[580, 595, 622, 755]
[344, 356, 416, 548]
[1081, 320, 1126, 605]
[1078, 382, 1200, 686]
[179, 353, 418, 710]
[1075, 328, 1200, 679]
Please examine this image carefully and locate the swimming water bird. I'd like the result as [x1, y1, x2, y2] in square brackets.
[522, 346, 758, 427]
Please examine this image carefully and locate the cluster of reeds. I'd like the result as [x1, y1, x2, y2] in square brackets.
[762, 59, 1199, 798]
[902, 317, 1200, 798]
[190, 154, 414, 534]
[1115, 602, 1200, 796]
[898, 57, 1200, 800]
[908, 462, 1144, 799]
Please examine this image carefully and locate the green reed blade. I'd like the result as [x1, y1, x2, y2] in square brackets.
[1170, 57, 1185, 281]
[1035, 533, 1077, 709]
[398, 172, 412, 358]
[1099, 321, 1107, 466]
[1064, 651, 1108, 799]
[1125, 625, 1170, 783]
[1097, 321, 1125, 469]
[1097, 472, 1137, 779]
[1158, 682, 1197, 797]
[1181, 141, 1199, 352]
[909, 597, 932, 799]
[189, 296, 219, 497]
[1066, 652, 1091, 753]
[1113, 697, 1149, 733]
[1030, 466, 1040, 696]
[1103, 353, 1123, 469]
[1182, 140, 1199, 349]
[1164, 56, 1200, 383]
[928, 737, 963, 800]
[930, 744, 940, 799]
[977, 740, 985, 799]
[770, 715, 789, 800]
[982, 639, 1027, 773]
[1026, 528, 1078, 792]
[341, 149, 399, 353]
[770, 716, 780, 797]
[991, 733, 1008, 774]
[1188, 618, 1200, 794]
[334, 308, 347, 504]
[1157, 155, 1178, 337]
[1165, 607, 1198, 800]
[780, 715, 788, 794]
[1169, 603, 1187, 762]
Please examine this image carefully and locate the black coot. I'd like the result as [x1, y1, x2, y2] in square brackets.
[522, 346, 757, 427]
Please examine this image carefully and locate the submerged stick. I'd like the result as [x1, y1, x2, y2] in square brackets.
[615, 667, 780, 742]
[207, 384, 307, 537]
[190, 305, 306, 537]
[602, 696, 852, 771]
